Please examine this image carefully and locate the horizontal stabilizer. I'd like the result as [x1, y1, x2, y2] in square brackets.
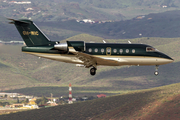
[7, 18, 30, 24]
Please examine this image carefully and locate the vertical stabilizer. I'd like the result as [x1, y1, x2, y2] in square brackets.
[9, 19, 55, 46]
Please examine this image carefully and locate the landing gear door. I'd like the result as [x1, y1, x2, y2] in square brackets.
[106, 47, 111, 55]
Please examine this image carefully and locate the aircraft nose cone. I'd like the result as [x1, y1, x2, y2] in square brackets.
[169, 59, 174, 63]
[170, 58, 174, 62]
[159, 52, 174, 63]
[167, 56, 174, 62]
[165, 56, 174, 64]
[166, 56, 174, 63]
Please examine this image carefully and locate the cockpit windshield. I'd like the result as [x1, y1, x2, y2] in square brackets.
[146, 47, 159, 52]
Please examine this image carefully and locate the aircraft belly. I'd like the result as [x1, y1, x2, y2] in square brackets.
[23, 52, 83, 64]
[126, 57, 173, 65]
[98, 56, 173, 66]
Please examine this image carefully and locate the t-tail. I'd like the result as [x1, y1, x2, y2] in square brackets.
[9, 19, 55, 46]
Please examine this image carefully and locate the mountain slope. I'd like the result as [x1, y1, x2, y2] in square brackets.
[40, 10, 180, 39]
[0, 83, 180, 120]
[2, 0, 180, 22]
[2, 10, 180, 42]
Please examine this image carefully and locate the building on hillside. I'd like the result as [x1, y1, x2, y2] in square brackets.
[9, 1, 31, 4]
[47, 101, 58, 106]
[26, 8, 34, 11]
[10, 104, 24, 108]
[1, 41, 24, 45]
[20, 98, 39, 109]
[18, 95, 33, 99]
[0, 93, 19, 97]
[28, 98, 37, 105]
[82, 19, 95, 23]
[81, 96, 88, 101]
[162, 5, 167, 8]
[72, 98, 76, 102]
[136, 16, 145, 19]
[20, 104, 39, 109]
[97, 94, 106, 98]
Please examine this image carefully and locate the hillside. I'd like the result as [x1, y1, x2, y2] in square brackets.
[0, 35, 179, 97]
[36, 10, 180, 39]
[2, 0, 180, 21]
[2, 0, 180, 41]
[0, 83, 180, 120]
[2, 10, 180, 42]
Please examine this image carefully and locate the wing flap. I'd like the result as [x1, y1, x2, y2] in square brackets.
[73, 52, 123, 67]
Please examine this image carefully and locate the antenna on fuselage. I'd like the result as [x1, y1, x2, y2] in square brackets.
[103, 40, 106, 43]
[128, 41, 131, 44]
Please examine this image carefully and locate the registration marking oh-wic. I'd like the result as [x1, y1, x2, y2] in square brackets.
[23, 31, 39, 35]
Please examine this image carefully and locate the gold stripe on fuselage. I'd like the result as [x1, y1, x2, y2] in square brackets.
[22, 51, 173, 66]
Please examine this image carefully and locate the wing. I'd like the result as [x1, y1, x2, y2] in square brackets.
[69, 48, 122, 68]
[76, 52, 97, 68]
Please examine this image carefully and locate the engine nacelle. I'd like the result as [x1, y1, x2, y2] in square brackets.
[67, 41, 85, 52]
[54, 43, 68, 51]
[54, 41, 85, 52]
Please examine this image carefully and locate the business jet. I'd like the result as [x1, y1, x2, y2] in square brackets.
[9, 19, 173, 76]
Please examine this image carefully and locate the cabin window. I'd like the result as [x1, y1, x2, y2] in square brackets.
[132, 49, 135, 53]
[146, 47, 155, 52]
[126, 49, 129, 53]
[107, 48, 111, 52]
[101, 48, 104, 53]
[89, 48, 92, 52]
[113, 49, 117, 53]
[120, 49, 123, 54]
[95, 48, 98, 52]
